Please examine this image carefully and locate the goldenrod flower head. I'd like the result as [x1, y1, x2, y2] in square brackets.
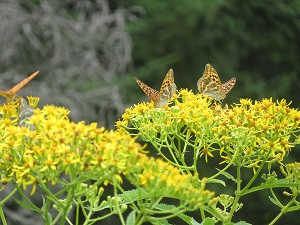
[0, 98, 141, 193]
[117, 89, 300, 169]
[0, 96, 215, 209]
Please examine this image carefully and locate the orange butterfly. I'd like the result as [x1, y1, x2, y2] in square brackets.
[0, 71, 39, 100]
[135, 69, 177, 107]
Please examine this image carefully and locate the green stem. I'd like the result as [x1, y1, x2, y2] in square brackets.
[0, 187, 18, 225]
[225, 165, 242, 222]
[0, 206, 7, 225]
[240, 150, 271, 194]
[152, 141, 193, 170]
[207, 146, 239, 181]
[113, 181, 126, 225]
[269, 196, 296, 225]
[15, 183, 43, 214]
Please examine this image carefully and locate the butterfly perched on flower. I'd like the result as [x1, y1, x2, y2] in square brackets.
[197, 64, 236, 101]
[18, 97, 34, 130]
[0, 71, 39, 100]
[135, 69, 177, 107]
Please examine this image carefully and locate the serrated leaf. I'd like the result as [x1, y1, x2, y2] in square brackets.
[148, 216, 171, 225]
[200, 217, 216, 225]
[153, 203, 176, 211]
[178, 215, 197, 225]
[126, 210, 136, 225]
[95, 188, 149, 211]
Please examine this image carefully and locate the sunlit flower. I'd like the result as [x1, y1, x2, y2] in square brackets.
[117, 89, 300, 173]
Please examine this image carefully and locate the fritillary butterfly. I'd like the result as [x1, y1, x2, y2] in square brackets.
[197, 64, 236, 101]
[0, 71, 39, 100]
[18, 97, 34, 130]
[135, 69, 177, 107]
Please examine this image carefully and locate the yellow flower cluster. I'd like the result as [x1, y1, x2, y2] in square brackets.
[0, 97, 137, 193]
[126, 153, 215, 210]
[117, 89, 300, 172]
[0, 97, 214, 207]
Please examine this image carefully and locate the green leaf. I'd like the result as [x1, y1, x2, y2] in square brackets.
[45, 212, 53, 224]
[96, 188, 149, 211]
[177, 212, 198, 225]
[14, 198, 36, 211]
[155, 219, 172, 225]
[268, 196, 282, 207]
[152, 203, 176, 211]
[41, 196, 53, 223]
[150, 203, 203, 225]
[41, 195, 46, 211]
[200, 217, 216, 225]
[206, 177, 226, 187]
[246, 178, 300, 195]
[286, 205, 300, 212]
[190, 218, 202, 225]
[155, 204, 204, 225]
[126, 210, 136, 225]
[221, 172, 235, 182]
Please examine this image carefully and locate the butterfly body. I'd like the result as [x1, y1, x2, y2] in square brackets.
[197, 64, 236, 101]
[135, 69, 177, 107]
[0, 71, 39, 100]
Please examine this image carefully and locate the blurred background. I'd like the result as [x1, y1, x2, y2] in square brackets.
[1, 0, 300, 224]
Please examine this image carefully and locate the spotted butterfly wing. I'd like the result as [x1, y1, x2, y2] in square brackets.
[221, 77, 236, 96]
[157, 69, 177, 107]
[18, 97, 34, 130]
[134, 78, 160, 104]
[197, 64, 222, 100]
[0, 71, 39, 100]
[197, 64, 235, 101]
[135, 69, 177, 107]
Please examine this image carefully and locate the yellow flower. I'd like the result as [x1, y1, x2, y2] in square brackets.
[200, 146, 214, 163]
[118, 89, 300, 174]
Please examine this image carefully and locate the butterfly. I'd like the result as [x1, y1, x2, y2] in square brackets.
[0, 71, 39, 100]
[135, 69, 177, 107]
[18, 97, 34, 130]
[197, 64, 236, 101]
